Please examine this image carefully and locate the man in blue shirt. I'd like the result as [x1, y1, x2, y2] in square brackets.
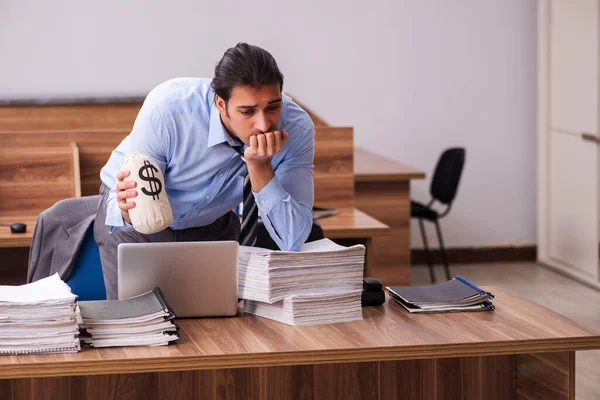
[95, 43, 315, 299]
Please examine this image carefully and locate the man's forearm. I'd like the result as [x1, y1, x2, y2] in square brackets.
[250, 175, 313, 251]
[246, 159, 275, 192]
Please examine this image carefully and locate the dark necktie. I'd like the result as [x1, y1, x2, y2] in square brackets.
[229, 143, 259, 247]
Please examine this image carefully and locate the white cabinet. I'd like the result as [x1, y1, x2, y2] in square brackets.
[538, 0, 600, 287]
[549, 0, 598, 133]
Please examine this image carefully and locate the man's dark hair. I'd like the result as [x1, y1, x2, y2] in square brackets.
[211, 43, 284, 102]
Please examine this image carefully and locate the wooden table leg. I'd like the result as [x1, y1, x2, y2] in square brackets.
[516, 351, 575, 400]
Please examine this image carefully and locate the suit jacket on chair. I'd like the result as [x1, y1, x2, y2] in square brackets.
[27, 195, 101, 283]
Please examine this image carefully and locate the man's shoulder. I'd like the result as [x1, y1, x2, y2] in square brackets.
[144, 78, 214, 118]
[281, 94, 315, 136]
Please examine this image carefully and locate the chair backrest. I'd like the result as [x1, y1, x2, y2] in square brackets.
[430, 148, 465, 205]
[66, 225, 106, 301]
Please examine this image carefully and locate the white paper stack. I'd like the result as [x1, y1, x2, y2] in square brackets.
[239, 238, 365, 326]
[0, 274, 80, 355]
[244, 290, 363, 326]
[77, 288, 179, 348]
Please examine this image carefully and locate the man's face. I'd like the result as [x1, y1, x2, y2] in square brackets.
[216, 84, 282, 145]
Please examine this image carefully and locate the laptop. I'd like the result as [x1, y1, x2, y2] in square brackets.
[117, 241, 239, 318]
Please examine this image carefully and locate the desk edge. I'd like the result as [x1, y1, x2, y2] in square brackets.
[2, 336, 600, 379]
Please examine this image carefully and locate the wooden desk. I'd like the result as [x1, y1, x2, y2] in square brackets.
[354, 147, 426, 287]
[319, 207, 389, 275]
[0, 216, 36, 248]
[355, 147, 426, 182]
[319, 207, 388, 239]
[1, 287, 598, 399]
[0, 209, 387, 285]
[0, 210, 386, 247]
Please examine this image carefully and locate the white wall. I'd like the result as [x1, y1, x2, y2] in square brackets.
[0, 0, 537, 249]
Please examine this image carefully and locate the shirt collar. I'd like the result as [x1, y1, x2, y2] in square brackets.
[207, 101, 240, 148]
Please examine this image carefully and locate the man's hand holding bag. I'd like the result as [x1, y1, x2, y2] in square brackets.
[117, 153, 173, 234]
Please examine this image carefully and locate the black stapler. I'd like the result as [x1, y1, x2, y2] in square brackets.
[361, 278, 385, 306]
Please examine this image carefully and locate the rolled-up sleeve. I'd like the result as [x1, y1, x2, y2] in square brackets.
[103, 101, 169, 232]
[255, 125, 315, 251]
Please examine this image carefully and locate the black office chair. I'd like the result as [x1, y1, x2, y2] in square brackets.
[411, 148, 465, 283]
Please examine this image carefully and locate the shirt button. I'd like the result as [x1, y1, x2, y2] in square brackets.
[219, 173, 224, 177]
[206, 195, 211, 200]
[180, 219, 185, 222]
[261, 199, 265, 204]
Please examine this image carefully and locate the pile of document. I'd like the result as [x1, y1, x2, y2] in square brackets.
[77, 288, 179, 348]
[239, 238, 364, 326]
[244, 291, 363, 326]
[0, 274, 80, 355]
[387, 276, 495, 313]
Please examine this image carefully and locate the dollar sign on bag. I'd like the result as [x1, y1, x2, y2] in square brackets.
[139, 160, 162, 200]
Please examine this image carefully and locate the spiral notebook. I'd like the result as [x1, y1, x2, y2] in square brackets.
[78, 287, 179, 348]
[387, 276, 495, 313]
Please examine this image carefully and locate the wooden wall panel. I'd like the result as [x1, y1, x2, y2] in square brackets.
[1, 131, 125, 197]
[78, 146, 118, 196]
[0, 100, 330, 134]
[313, 127, 354, 208]
[0, 103, 141, 133]
[0, 147, 78, 217]
[0, 102, 353, 205]
[1, 126, 353, 205]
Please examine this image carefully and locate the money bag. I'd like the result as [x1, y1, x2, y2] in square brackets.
[122, 153, 173, 234]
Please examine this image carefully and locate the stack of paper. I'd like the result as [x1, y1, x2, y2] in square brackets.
[239, 238, 365, 303]
[387, 276, 495, 313]
[78, 288, 179, 348]
[244, 290, 363, 326]
[0, 274, 80, 355]
[239, 238, 365, 326]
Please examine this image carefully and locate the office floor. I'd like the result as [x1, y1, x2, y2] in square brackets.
[411, 262, 600, 400]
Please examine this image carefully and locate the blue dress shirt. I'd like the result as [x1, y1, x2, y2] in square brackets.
[100, 78, 315, 251]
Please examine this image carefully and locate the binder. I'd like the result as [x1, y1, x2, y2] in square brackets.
[78, 287, 175, 321]
[78, 287, 179, 348]
[386, 276, 495, 313]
